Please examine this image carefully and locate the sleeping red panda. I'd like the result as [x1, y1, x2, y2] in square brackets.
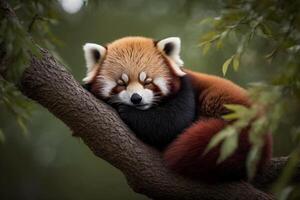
[82, 36, 272, 181]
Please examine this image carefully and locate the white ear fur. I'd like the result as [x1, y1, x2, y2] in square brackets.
[82, 43, 106, 83]
[156, 37, 186, 76]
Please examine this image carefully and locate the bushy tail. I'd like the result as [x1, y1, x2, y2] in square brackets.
[163, 118, 272, 182]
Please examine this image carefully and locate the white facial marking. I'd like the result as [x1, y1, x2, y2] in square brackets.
[98, 76, 117, 97]
[139, 89, 154, 109]
[118, 90, 130, 104]
[117, 79, 124, 85]
[145, 77, 152, 84]
[139, 72, 147, 82]
[121, 73, 129, 83]
[82, 66, 98, 83]
[154, 77, 169, 95]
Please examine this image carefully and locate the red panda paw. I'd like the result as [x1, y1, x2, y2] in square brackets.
[163, 118, 272, 182]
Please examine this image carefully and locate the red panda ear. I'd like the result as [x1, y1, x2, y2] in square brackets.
[82, 43, 106, 83]
[156, 37, 186, 77]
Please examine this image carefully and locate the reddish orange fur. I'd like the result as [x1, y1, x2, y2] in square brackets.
[100, 37, 172, 83]
[163, 70, 272, 181]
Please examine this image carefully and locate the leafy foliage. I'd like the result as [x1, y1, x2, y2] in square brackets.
[0, 77, 32, 138]
[0, 0, 60, 138]
[200, 0, 300, 198]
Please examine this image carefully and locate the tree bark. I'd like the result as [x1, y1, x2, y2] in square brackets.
[1, 0, 299, 199]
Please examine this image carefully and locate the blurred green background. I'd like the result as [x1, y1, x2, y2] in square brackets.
[0, 0, 296, 199]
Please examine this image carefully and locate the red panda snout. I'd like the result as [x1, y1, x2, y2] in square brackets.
[117, 81, 154, 110]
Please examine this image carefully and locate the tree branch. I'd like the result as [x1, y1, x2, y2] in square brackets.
[1, 0, 299, 199]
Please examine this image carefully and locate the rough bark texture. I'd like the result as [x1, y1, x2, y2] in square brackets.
[1, 0, 299, 199]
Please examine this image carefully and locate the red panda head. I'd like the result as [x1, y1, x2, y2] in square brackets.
[82, 36, 186, 110]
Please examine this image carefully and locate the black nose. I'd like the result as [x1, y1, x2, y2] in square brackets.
[130, 93, 142, 105]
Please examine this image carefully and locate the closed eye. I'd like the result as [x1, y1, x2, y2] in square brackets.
[144, 77, 152, 85]
[117, 79, 126, 86]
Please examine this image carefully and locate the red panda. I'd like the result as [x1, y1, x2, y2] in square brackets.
[82, 36, 272, 181]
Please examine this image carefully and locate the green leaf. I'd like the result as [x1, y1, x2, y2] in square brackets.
[220, 30, 229, 40]
[216, 30, 228, 49]
[17, 117, 28, 136]
[198, 41, 208, 47]
[216, 39, 223, 49]
[249, 117, 267, 144]
[259, 23, 272, 38]
[246, 145, 261, 180]
[233, 54, 240, 71]
[277, 187, 293, 200]
[204, 127, 236, 154]
[198, 17, 214, 25]
[222, 112, 239, 120]
[199, 31, 221, 47]
[200, 31, 218, 42]
[0, 129, 5, 143]
[224, 104, 249, 115]
[222, 56, 233, 76]
[217, 133, 238, 163]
